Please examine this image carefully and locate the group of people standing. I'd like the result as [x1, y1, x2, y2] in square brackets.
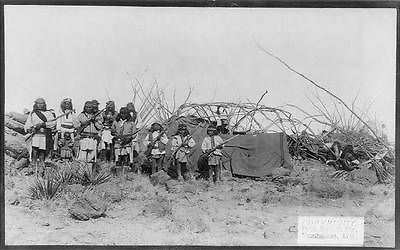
[23, 98, 225, 183]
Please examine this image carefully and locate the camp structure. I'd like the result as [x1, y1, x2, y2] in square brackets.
[162, 114, 293, 178]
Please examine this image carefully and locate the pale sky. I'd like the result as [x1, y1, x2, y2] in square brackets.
[5, 6, 396, 141]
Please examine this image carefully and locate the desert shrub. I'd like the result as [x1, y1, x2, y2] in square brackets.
[307, 174, 347, 199]
[143, 196, 173, 218]
[73, 162, 112, 186]
[27, 175, 64, 200]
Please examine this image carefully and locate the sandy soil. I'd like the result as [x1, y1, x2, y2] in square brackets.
[4, 161, 395, 247]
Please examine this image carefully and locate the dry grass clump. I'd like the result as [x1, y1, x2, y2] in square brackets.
[126, 174, 159, 201]
[142, 196, 173, 218]
[307, 172, 365, 199]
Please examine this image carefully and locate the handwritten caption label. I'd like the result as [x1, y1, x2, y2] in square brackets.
[297, 216, 364, 246]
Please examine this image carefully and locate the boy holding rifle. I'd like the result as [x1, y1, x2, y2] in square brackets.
[171, 124, 196, 181]
[143, 122, 169, 175]
[201, 124, 224, 183]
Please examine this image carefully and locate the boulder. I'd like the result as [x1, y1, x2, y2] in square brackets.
[5, 116, 27, 135]
[6, 111, 28, 124]
[307, 174, 345, 199]
[4, 127, 29, 159]
[68, 193, 107, 221]
[94, 182, 122, 203]
[350, 167, 378, 186]
[165, 179, 180, 193]
[14, 158, 29, 170]
[271, 167, 291, 178]
[150, 171, 171, 186]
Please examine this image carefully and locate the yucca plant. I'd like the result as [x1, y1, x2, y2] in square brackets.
[27, 174, 63, 200]
[74, 163, 112, 186]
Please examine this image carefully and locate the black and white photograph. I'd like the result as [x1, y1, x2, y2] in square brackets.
[3, 5, 396, 247]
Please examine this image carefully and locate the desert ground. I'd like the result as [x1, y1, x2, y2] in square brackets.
[4, 156, 395, 247]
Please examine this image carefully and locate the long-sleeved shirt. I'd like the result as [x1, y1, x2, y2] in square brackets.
[143, 131, 169, 155]
[171, 135, 196, 153]
[201, 135, 224, 156]
[24, 110, 56, 149]
[74, 112, 103, 136]
[111, 119, 136, 148]
[56, 111, 76, 133]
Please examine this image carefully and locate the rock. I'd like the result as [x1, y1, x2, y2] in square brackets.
[187, 217, 207, 233]
[4, 127, 29, 158]
[276, 186, 286, 192]
[14, 158, 29, 170]
[150, 171, 171, 186]
[288, 225, 297, 232]
[221, 169, 233, 181]
[165, 180, 180, 193]
[6, 111, 28, 124]
[366, 191, 395, 221]
[183, 184, 197, 194]
[5, 116, 27, 135]
[307, 174, 345, 199]
[94, 182, 122, 203]
[350, 167, 378, 186]
[68, 193, 107, 221]
[10, 198, 20, 206]
[271, 167, 291, 178]
[369, 184, 387, 196]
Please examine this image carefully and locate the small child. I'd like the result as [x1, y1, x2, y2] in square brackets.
[171, 124, 196, 180]
[143, 122, 169, 175]
[201, 125, 224, 183]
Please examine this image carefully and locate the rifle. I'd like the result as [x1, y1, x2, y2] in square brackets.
[144, 127, 169, 158]
[201, 135, 240, 158]
[76, 108, 106, 135]
[24, 109, 74, 142]
[113, 126, 146, 146]
[167, 123, 203, 166]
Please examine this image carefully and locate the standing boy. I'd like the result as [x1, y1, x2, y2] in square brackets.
[143, 122, 168, 175]
[201, 125, 224, 183]
[171, 124, 196, 180]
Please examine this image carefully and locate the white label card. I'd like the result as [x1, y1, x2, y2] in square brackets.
[297, 216, 364, 246]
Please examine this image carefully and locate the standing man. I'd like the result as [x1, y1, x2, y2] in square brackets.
[24, 98, 56, 176]
[54, 98, 76, 161]
[112, 107, 136, 177]
[126, 102, 141, 172]
[143, 122, 168, 175]
[100, 100, 117, 162]
[74, 101, 103, 163]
